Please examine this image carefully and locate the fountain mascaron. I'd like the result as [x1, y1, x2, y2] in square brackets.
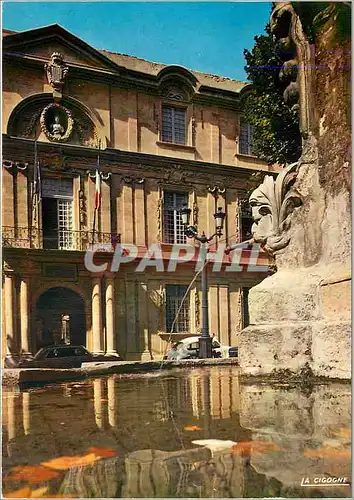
[238, 2, 351, 379]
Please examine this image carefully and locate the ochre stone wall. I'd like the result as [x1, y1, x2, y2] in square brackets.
[3, 63, 273, 170]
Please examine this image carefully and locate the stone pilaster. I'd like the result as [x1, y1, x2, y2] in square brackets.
[105, 277, 119, 356]
[4, 274, 15, 356]
[92, 277, 104, 354]
[20, 277, 31, 354]
[138, 282, 151, 361]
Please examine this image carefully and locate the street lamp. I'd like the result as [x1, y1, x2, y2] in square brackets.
[180, 204, 226, 358]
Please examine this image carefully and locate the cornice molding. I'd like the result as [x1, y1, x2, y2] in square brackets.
[4, 52, 242, 110]
[2, 135, 277, 188]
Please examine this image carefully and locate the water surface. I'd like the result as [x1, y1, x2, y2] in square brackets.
[2, 366, 351, 498]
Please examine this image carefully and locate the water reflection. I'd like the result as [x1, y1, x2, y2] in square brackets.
[2, 367, 351, 498]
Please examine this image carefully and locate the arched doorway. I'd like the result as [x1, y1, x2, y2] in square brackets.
[36, 287, 86, 348]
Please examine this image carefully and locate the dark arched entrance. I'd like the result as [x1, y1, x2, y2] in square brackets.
[36, 287, 86, 348]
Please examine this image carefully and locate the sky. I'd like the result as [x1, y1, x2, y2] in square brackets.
[2, 1, 272, 81]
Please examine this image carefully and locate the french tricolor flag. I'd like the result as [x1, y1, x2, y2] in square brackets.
[95, 145, 101, 210]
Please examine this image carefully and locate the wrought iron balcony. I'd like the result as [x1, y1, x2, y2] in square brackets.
[2, 227, 121, 251]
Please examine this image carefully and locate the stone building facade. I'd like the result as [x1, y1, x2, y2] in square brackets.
[2, 24, 273, 362]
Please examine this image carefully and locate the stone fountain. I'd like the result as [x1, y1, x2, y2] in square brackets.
[238, 3, 351, 379]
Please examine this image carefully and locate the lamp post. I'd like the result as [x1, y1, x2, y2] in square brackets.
[180, 204, 226, 358]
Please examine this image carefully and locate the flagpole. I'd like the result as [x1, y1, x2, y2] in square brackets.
[92, 140, 101, 246]
[29, 140, 37, 247]
[92, 207, 97, 246]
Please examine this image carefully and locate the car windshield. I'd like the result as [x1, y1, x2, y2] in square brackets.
[33, 348, 47, 360]
[33, 346, 89, 359]
[172, 342, 183, 349]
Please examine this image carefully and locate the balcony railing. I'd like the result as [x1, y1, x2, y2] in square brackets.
[2, 227, 121, 251]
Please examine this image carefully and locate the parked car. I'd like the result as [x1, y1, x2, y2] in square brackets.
[5, 345, 121, 369]
[166, 336, 238, 361]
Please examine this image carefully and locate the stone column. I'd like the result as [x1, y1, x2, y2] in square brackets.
[92, 277, 104, 354]
[105, 278, 118, 356]
[4, 274, 14, 357]
[138, 282, 151, 361]
[20, 278, 31, 354]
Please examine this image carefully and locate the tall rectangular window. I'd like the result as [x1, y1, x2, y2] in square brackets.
[166, 284, 190, 333]
[57, 199, 73, 250]
[239, 120, 254, 155]
[242, 287, 250, 328]
[240, 201, 253, 242]
[42, 179, 74, 250]
[163, 191, 188, 244]
[162, 106, 186, 145]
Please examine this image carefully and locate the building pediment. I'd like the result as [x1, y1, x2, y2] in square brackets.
[3, 24, 121, 74]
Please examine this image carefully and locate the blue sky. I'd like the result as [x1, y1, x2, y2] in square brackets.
[3, 2, 271, 81]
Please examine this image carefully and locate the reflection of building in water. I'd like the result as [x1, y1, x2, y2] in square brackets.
[107, 377, 118, 428]
[121, 447, 246, 498]
[2, 376, 351, 498]
[190, 368, 240, 420]
[93, 378, 104, 430]
[2, 390, 29, 457]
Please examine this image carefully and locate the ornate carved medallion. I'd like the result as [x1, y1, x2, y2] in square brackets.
[40, 103, 73, 142]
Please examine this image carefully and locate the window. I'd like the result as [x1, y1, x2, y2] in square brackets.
[240, 201, 253, 241]
[242, 288, 250, 328]
[74, 347, 88, 356]
[42, 179, 74, 250]
[166, 284, 190, 333]
[163, 191, 188, 244]
[46, 348, 60, 358]
[162, 106, 186, 145]
[239, 120, 254, 155]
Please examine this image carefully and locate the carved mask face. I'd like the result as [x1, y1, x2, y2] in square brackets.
[249, 189, 274, 243]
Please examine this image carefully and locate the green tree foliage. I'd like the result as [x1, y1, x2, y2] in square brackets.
[243, 25, 302, 166]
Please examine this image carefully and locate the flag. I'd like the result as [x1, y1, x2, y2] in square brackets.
[94, 144, 101, 210]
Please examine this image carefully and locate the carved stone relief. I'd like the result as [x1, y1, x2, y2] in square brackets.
[207, 185, 226, 198]
[161, 84, 190, 102]
[9, 99, 100, 148]
[149, 288, 164, 309]
[3, 160, 28, 174]
[270, 2, 315, 138]
[156, 185, 163, 243]
[40, 103, 73, 142]
[45, 52, 69, 97]
[192, 190, 198, 226]
[122, 176, 145, 185]
[249, 162, 302, 256]
[79, 175, 87, 227]
[161, 164, 191, 185]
